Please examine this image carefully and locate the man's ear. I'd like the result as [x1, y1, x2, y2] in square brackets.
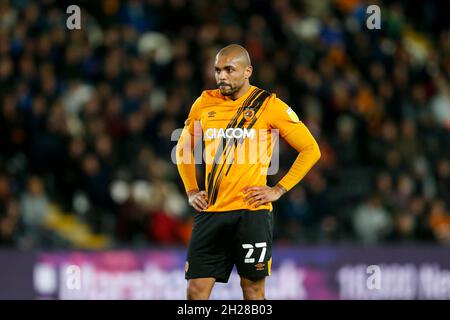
[244, 65, 253, 79]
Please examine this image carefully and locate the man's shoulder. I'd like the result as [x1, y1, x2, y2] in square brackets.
[262, 91, 284, 108]
[199, 89, 224, 102]
[190, 89, 224, 110]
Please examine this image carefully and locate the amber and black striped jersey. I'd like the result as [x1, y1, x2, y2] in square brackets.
[176, 85, 321, 212]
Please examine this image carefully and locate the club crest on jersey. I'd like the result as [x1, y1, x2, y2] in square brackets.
[243, 107, 255, 121]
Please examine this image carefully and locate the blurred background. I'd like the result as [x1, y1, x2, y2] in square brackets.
[0, 0, 449, 299]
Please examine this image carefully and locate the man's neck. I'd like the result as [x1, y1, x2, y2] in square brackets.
[230, 83, 251, 100]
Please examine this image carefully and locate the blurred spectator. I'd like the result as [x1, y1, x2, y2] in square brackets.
[428, 199, 450, 245]
[353, 194, 393, 244]
[430, 75, 450, 131]
[19, 176, 50, 248]
[390, 211, 417, 243]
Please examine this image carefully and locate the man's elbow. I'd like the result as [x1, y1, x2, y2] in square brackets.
[298, 141, 321, 166]
[310, 141, 321, 164]
[305, 141, 322, 165]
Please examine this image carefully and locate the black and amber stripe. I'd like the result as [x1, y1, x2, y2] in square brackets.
[212, 90, 271, 202]
[207, 89, 271, 206]
[206, 88, 261, 201]
[222, 91, 271, 177]
[206, 88, 260, 194]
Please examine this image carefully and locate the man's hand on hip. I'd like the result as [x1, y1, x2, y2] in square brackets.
[187, 189, 209, 212]
[243, 184, 286, 208]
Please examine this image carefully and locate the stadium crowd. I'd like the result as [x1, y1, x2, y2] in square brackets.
[0, 0, 449, 249]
